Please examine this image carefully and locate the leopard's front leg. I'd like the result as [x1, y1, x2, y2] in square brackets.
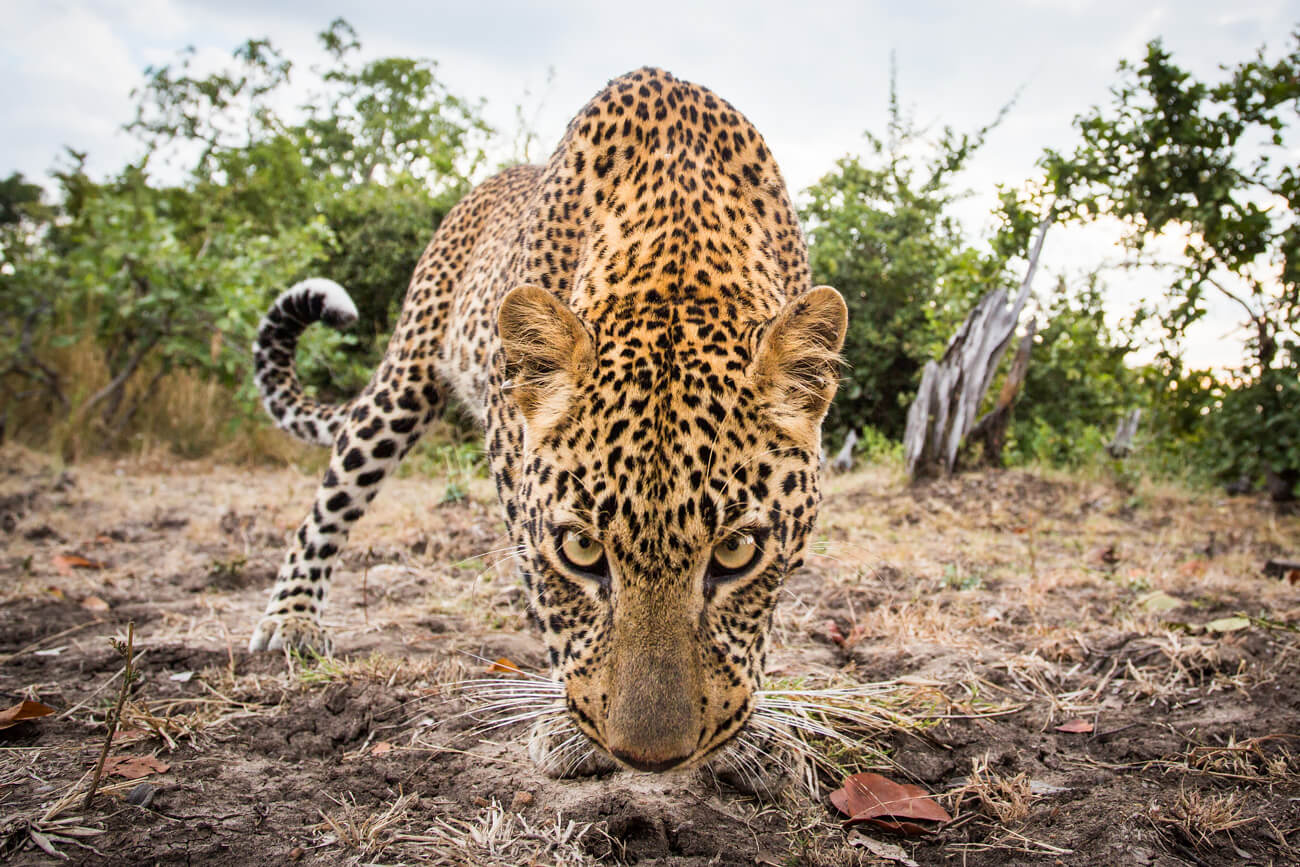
[250, 373, 443, 653]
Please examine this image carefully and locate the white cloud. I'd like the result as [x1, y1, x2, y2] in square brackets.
[2, 0, 1295, 369]
[0, 2, 142, 177]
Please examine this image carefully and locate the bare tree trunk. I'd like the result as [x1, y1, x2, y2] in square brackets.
[829, 429, 859, 474]
[1105, 408, 1142, 459]
[904, 217, 1051, 480]
[964, 317, 1038, 468]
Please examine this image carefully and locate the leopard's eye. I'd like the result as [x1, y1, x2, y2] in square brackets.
[559, 530, 605, 571]
[711, 532, 758, 574]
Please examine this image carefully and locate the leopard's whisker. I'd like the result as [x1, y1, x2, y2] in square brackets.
[419, 697, 564, 731]
[550, 730, 590, 769]
[561, 742, 599, 777]
[467, 543, 528, 560]
[450, 681, 565, 696]
[455, 652, 556, 682]
[727, 733, 770, 788]
[467, 706, 566, 734]
[389, 679, 563, 721]
[751, 709, 849, 744]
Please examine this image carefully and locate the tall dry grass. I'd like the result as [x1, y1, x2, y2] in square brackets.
[3, 329, 318, 466]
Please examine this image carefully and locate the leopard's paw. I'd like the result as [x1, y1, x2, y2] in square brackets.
[248, 614, 333, 655]
[702, 733, 801, 800]
[528, 715, 617, 778]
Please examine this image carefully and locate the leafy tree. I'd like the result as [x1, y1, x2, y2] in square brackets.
[1, 172, 65, 431]
[0, 20, 490, 453]
[802, 80, 1018, 442]
[302, 19, 491, 191]
[1044, 34, 1300, 497]
[1008, 275, 1139, 465]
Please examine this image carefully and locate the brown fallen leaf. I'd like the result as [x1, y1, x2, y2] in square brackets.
[488, 657, 523, 675]
[111, 727, 149, 743]
[1055, 718, 1094, 733]
[103, 754, 170, 780]
[0, 699, 56, 730]
[80, 595, 110, 612]
[847, 831, 920, 866]
[370, 741, 394, 756]
[825, 619, 847, 646]
[829, 772, 951, 835]
[1087, 544, 1120, 567]
[53, 554, 105, 575]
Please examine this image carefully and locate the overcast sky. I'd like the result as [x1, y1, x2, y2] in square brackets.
[3, 0, 1297, 368]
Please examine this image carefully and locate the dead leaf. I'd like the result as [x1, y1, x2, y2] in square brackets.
[0, 699, 56, 730]
[829, 772, 951, 834]
[1087, 544, 1120, 567]
[27, 828, 60, 858]
[80, 595, 110, 612]
[53, 553, 105, 575]
[1206, 616, 1251, 633]
[1054, 718, 1094, 734]
[1138, 590, 1182, 613]
[103, 754, 170, 780]
[1287, 569, 1300, 586]
[488, 657, 523, 675]
[1177, 559, 1207, 577]
[825, 619, 847, 646]
[511, 790, 534, 810]
[847, 831, 919, 866]
[370, 741, 394, 756]
[46, 586, 66, 600]
[111, 728, 149, 743]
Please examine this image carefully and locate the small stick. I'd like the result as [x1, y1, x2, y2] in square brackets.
[0, 619, 100, 665]
[84, 622, 136, 809]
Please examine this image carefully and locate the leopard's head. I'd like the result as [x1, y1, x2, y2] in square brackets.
[498, 284, 846, 771]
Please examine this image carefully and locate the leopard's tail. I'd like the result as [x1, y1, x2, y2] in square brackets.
[252, 278, 360, 447]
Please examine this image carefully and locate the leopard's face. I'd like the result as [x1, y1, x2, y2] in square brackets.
[499, 285, 846, 771]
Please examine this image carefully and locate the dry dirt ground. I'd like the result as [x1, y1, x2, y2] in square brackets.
[1, 445, 1298, 866]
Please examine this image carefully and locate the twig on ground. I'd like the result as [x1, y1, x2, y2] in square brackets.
[83, 622, 136, 810]
[0, 620, 101, 666]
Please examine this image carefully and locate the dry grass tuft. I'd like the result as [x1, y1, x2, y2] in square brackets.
[748, 677, 1024, 798]
[1184, 734, 1297, 783]
[395, 799, 604, 866]
[313, 790, 419, 859]
[1149, 784, 1256, 850]
[291, 650, 448, 689]
[116, 693, 267, 750]
[945, 754, 1037, 824]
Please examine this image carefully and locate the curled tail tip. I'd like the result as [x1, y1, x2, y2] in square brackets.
[278, 278, 359, 329]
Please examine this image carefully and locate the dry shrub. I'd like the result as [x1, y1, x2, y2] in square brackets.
[1149, 784, 1255, 850]
[4, 326, 325, 465]
[314, 790, 418, 859]
[946, 754, 1036, 824]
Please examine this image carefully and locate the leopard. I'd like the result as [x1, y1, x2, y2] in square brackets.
[248, 67, 847, 777]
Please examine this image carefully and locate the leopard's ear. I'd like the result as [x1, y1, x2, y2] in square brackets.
[753, 286, 848, 445]
[498, 285, 595, 427]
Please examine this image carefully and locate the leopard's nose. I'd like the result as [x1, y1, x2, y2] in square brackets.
[611, 748, 692, 773]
